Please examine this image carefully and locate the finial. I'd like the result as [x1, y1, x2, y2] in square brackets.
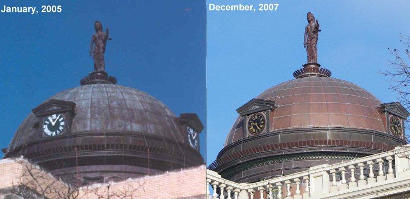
[81, 21, 116, 85]
[294, 12, 331, 79]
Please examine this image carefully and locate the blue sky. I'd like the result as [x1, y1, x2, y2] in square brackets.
[207, 0, 410, 164]
[0, 1, 207, 158]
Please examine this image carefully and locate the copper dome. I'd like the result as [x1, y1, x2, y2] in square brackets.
[211, 65, 407, 183]
[225, 77, 386, 145]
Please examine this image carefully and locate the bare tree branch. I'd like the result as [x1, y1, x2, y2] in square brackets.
[384, 34, 410, 140]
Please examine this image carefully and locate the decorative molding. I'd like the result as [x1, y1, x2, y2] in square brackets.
[178, 113, 204, 133]
[32, 99, 76, 117]
[380, 102, 410, 119]
[236, 98, 276, 116]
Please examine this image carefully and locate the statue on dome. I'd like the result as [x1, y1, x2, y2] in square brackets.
[90, 21, 110, 72]
[304, 12, 320, 63]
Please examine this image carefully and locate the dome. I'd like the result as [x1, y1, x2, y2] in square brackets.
[210, 64, 407, 183]
[225, 76, 385, 145]
[5, 73, 203, 184]
[9, 84, 183, 150]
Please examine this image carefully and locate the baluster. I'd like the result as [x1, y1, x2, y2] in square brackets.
[285, 180, 291, 199]
[357, 163, 366, 187]
[293, 178, 302, 199]
[348, 165, 357, 188]
[226, 186, 233, 199]
[258, 186, 265, 199]
[367, 160, 376, 184]
[233, 189, 240, 199]
[330, 169, 337, 192]
[248, 189, 255, 199]
[266, 184, 272, 199]
[207, 179, 211, 197]
[276, 182, 283, 199]
[220, 184, 226, 199]
[386, 156, 395, 180]
[339, 167, 348, 190]
[377, 158, 385, 182]
[211, 181, 219, 199]
[302, 176, 310, 199]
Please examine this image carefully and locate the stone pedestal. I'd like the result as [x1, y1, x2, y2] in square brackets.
[357, 179, 366, 187]
[367, 177, 376, 184]
[377, 176, 386, 182]
[80, 71, 117, 85]
[302, 192, 309, 199]
[339, 184, 348, 191]
[330, 185, 338, 192]
[386, 173, 395, 180]
[348, 182, 357, 189]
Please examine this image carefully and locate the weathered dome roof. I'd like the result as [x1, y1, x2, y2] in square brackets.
[225, 76, 385, 145]
[6, 79, 203, 184]
[9, 84, 183, 151]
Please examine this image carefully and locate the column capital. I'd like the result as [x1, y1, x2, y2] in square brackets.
[257, 186, 265, 191]
[367, 160, 374, 165]
[211, 181, 220, 186]
[357, 162, 365, 167]
[226, 186, 233, 191]
[348, 165, 355, 169]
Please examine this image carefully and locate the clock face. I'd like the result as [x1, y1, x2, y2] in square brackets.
[43, 113, 65, 136]
[187, 127, 198, 149]
[247, 113, 266, 135]
[390, 115, 403, 136]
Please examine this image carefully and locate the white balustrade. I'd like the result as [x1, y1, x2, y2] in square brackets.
[206, 145, 410, 199]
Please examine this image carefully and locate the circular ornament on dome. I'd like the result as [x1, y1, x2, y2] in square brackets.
[247, 113, 266, 135]
[390, 115, 403, 136]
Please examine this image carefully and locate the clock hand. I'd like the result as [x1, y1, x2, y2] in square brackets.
[52, 114, 61, 126]
[49, 117, 56, 126]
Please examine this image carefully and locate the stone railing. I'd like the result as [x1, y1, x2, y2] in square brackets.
[207, 145, 410, 199]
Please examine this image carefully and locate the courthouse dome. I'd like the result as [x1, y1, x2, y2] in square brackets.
[9, 84, 184, 150]
[225, 76, 386, 145]
[211, 63, 407, 183]
[5, 73, 203, 185]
